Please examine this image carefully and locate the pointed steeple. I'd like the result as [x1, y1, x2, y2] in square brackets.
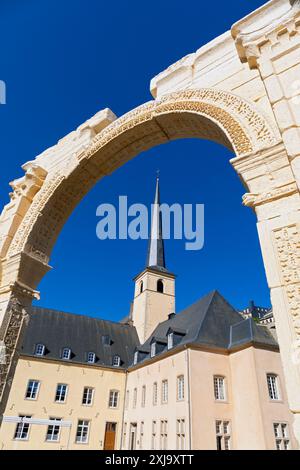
[146, 175, 167, 272]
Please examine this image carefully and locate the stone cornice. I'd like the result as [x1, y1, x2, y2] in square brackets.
[232, 0, 300, 68]
[243, 181, 299, 208]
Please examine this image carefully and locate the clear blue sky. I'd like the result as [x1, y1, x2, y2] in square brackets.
[0, 0, 270, 321]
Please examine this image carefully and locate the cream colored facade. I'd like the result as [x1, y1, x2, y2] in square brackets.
[1, 0, 300, 447]
[123, 346, 297, 451]
[0, 357, 125, 450]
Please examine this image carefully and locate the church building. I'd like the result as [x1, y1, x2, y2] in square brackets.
[0, 179, 297, 450]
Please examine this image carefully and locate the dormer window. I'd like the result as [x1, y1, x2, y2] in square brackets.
[87, 352, 96, 364]
[134, 351, 138, 365]
[113, 355, 121, 367]
[150, 342, 156, 358]
[62, 347, 71, 360]
[35, 343, 45, 356]
[102, 335, 110, 346]
[157, 279, 164, 293]
[167, 332, 174, 350]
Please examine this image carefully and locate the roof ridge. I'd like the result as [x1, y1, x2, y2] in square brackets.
[190, 290, 218, 343]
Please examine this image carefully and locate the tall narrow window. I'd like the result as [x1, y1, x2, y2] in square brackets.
[177, 375, 184, 401]
[108, 390, 119, 408]
[113, 355, 121, 367]
[157, 280, 164, 293]
[152, 421, 157, 450]
[167, 332, 173, 350]
[82, 387, 94, 406]
[133, 388, 137, 409]
[140, 421, 144, 449]
[123, 422, 127, 449]
[134, 351, 138, 365]
[25, 380, 40, 400]
[214, 376, 226, 401]
[150, 342, 156, 358]
[153, 382, 158, 406]
[267, 374, 280, 400]
[46, 418, 61, 442]
[274, 423, 290, 450]
[141, 385, 146, 407]
[162, 380, 168, 404]
[55, 384, 68, 403]
[215, 420, 231, 450]
[176, 419, 185, 450]
[160, 420, 168, 450]
[76, 420, 90, 444]
[87, 352, 96, 364]
[14, 416, 31, 440]
[140, 281, 144, 294]
[125, 390, 129, 409]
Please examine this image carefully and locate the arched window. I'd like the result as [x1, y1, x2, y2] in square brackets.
[157, 279, 164, 293]
[140, 281, 144, 294]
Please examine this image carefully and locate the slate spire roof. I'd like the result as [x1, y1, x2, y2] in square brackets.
[146, 176, 167, 272]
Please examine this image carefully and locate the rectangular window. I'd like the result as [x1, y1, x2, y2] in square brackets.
[215, 420, 231, 450]
[214, 376, 226, 401]
[25, 380, 40, 400]
[141, 385, 146, 407]
[55, 384, 68, 403]
[267, 374, 280, 400]
[123, 422, 127, 449]
[176, 418, 185, 450]
[153, 382, 158, 406]
[46, 418, 61, 442]
[109, 390, 119, 408]
[125, 390, 129, 409]
[133, 388, 137, 409]
[177, 375, 184, 401]
[151, 420, 156, 450]
[76, 420, 90, 444]
[160, 420, 168, 450]
[82, 387, 94, 406]
[150, 342, 156, 358]
[273, 422, 290, 450]
[14, 415, 31, 440]
[167, 332, 173, 350]
[162, 380, 168, 404]
[140, 421, 144, 449]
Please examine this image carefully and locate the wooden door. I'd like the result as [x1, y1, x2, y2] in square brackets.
[104, 422, 116, 450]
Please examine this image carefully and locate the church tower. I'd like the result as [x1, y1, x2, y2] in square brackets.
[131, 177, 176, 344]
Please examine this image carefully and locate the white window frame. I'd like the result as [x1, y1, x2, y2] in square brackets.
[113, 355, 121, 367]
[140, 421, 144, 449]
[46, 418, 61, 442]
[62, 347, 71, 360]
[82, 387, 94, 406]
[162, 380, 168, 404]
[215, 420, 231, 450]
[134, 351, 138, 365]
[76, 419, 90, 444]
[177, 375, 184, 401]
[87, 352, 96, 364]
[108, 389, 119, 408]
[150, 342, 156, 358]
[14, 415, 31, 441]
[35, 343, 45, 356]
[214, 376, 226, 401]
[151, 420, 157, 450]
[160, 420, 168, 450]
[267, 374, 280, 401]
[176, 418, 185, 450]
[273, 422, 290, 450]
[125, 390, 129, 409]
[167, 332, 174, 350]
[25, 379, 40, 400]
[133, 388, 137, 409]
[55, 383, 68, 403]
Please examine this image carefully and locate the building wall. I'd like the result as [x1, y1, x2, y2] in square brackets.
[123, 350, 190, 450]
[0, 357, 126, 450]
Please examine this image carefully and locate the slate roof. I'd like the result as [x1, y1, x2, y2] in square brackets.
[134, 290, 278, 365]
[20, 291, 278, 370]
[21, 306, 139, 369]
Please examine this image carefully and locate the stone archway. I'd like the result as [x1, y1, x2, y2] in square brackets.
[0, 86, 300, 443]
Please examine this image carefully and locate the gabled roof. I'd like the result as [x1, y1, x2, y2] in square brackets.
[21, 306, 139, 369]
[134, 290, 278, 365]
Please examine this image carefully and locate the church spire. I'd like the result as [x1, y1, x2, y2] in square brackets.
[146, 175, 167, 271]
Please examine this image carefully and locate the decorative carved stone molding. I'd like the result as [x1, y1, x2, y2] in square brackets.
[273, 225, 300, 342]
[232, 0, 300, 68]
[243, 181, 299, 207]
